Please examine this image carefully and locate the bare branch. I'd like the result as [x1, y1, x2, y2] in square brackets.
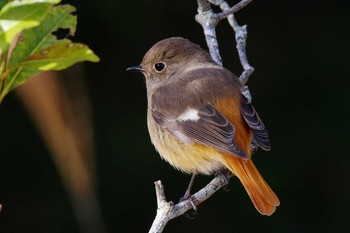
[215, 0, 254, 22]
[209, 0, 254, 85]
[196, 0, 254, 87]
[149, 171, 233, 233]
[149, 181, 174, 233]
[196, 0, 222, 65]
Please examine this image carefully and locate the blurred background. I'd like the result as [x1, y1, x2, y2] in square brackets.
[0, 0, 349, 232]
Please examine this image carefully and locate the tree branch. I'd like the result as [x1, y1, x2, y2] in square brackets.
[195, 0, 223, 65]
[208, 0, 254, 86]
[149, 1, 255, 232]
[149, 171, 234, 233]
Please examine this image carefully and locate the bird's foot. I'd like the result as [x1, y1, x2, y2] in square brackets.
[215, 168, 233, 192]
[179, 195, 197, 220]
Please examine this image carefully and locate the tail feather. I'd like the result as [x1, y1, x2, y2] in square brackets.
[224, 156, 280, 216]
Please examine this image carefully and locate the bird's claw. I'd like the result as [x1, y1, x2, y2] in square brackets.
[182, 197, 198, 220]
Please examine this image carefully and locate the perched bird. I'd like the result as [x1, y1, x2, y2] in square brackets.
[127, 37, 280, 215]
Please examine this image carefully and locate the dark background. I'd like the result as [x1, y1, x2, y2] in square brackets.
[1, 0, 349, 232]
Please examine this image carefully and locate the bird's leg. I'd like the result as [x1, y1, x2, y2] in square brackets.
[179, 173, 198, 220]
[182, 173, 197, 200]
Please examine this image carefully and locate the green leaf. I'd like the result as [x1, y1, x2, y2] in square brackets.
[0, 0, 60, 54]
[8, 4, 77, 67]
[21, 41, 99, 70]
[0, 3, 99, 102]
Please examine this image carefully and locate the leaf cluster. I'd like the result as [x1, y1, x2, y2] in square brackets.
[0, 0, 99, 102]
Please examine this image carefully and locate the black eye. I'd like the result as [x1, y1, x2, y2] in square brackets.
[154, 62, 165, 72]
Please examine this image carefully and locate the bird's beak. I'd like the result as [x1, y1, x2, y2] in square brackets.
[126, 65, 144, 72]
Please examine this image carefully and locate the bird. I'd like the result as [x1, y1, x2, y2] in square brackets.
[127, 37, 280, 216]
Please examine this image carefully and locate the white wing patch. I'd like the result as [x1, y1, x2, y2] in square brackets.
[177, 108, 200, 122]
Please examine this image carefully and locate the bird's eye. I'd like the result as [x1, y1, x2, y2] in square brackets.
[154, 62, 166, 72]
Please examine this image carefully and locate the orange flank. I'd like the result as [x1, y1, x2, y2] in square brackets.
[215, 97, 280, 215]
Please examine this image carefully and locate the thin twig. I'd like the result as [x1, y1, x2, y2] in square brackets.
[215, 0, 254, 22]
[209, 0, 254, 87]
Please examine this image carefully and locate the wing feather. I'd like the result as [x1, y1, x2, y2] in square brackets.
[152, 104, 248, 159]
[240, 95, 271, 151]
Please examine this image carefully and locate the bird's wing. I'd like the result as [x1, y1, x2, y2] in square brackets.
[240, 95, 271, 151]
[152, 104, 248, 160]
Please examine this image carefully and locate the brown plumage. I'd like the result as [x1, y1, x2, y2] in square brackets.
[128, 37, 280, 215]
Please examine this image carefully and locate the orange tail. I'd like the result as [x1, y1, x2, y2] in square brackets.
[224, 156, 280, 216]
